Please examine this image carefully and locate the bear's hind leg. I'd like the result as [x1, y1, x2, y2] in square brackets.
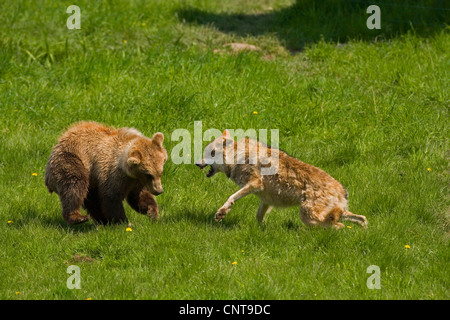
[59, 175, 90, 225]
[61, 194, 90, 224]
[51, 152, 90, 225]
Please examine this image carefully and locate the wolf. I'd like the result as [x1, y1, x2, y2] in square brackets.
[195, 130, 367, 229]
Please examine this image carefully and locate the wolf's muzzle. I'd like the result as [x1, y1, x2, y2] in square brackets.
[195, 160, 207, 169]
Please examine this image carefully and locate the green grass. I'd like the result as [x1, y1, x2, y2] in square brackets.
[0, 0, 449, 299]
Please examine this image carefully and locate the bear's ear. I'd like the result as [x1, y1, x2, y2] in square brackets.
[152, 132, 164, 148]
[127, 150, 142, 166]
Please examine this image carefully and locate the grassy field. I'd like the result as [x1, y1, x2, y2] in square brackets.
[0, 0, 449, 300]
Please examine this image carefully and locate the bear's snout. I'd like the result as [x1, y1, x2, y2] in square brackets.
[150, 179, 164, 196]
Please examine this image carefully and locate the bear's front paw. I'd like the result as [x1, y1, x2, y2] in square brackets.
[215, 206, 230, 222]
[147, 205, 159, 220]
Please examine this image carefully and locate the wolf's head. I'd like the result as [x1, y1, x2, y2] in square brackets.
[195, 130, 234, 177]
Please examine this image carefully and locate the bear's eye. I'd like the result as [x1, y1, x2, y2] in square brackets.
[145, 173, 153, 180]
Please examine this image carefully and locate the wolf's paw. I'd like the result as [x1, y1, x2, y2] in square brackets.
[361, 217, 368, 229]
[215, 206, 230, 221]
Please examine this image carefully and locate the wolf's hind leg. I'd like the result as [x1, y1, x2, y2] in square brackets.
[299, 206, 321, 228]
[340, 210, 368, 228]
[300, 206, 345, 229]
[256, 202, 272, 223]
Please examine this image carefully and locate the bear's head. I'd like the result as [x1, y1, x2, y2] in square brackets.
[125, 132, 167, 195]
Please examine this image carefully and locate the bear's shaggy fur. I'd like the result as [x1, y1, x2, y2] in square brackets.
[45, 122, 167, 224]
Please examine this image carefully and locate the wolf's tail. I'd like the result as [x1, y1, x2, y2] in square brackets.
[340, 210, 368, 228]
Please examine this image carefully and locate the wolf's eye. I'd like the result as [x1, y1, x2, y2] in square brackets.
[211, 150, 216, 157]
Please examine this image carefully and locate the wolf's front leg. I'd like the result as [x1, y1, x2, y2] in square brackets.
[215, 182, 262, 221]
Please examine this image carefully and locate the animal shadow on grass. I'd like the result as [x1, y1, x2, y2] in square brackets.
[177, 0, 450, 52]
[166, 206, 241, 230]
[14, 206, 97, 233]
[166, 205, 310, 232]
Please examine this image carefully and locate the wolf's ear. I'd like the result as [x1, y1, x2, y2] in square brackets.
[127, 150, 142, 166]
[152, 132, 164, 148]
[223, 138, 233, 147]
[222, 130, 233, 146]
[222, 130, 231, 139]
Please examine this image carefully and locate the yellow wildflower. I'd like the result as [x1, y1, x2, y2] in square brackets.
[126, 227, 132, 232]
[252, 111, 258, 115]
[232, 261, 237, 265]
[404, 245, 411, 249]
[8, 220, 13, 224]
[32, 173, 37, 176]
[427, 168, 431, 171]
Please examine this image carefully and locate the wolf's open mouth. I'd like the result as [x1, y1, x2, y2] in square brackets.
[196, 162, 215, 177]
[205, 166, 214, 177]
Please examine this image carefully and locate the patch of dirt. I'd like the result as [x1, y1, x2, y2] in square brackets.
[224, 42, 261, 52]
[67, 254, 97, 264]
[214, 42, 261, 55]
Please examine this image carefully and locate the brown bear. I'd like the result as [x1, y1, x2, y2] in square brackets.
[45, 121, 167, 225]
